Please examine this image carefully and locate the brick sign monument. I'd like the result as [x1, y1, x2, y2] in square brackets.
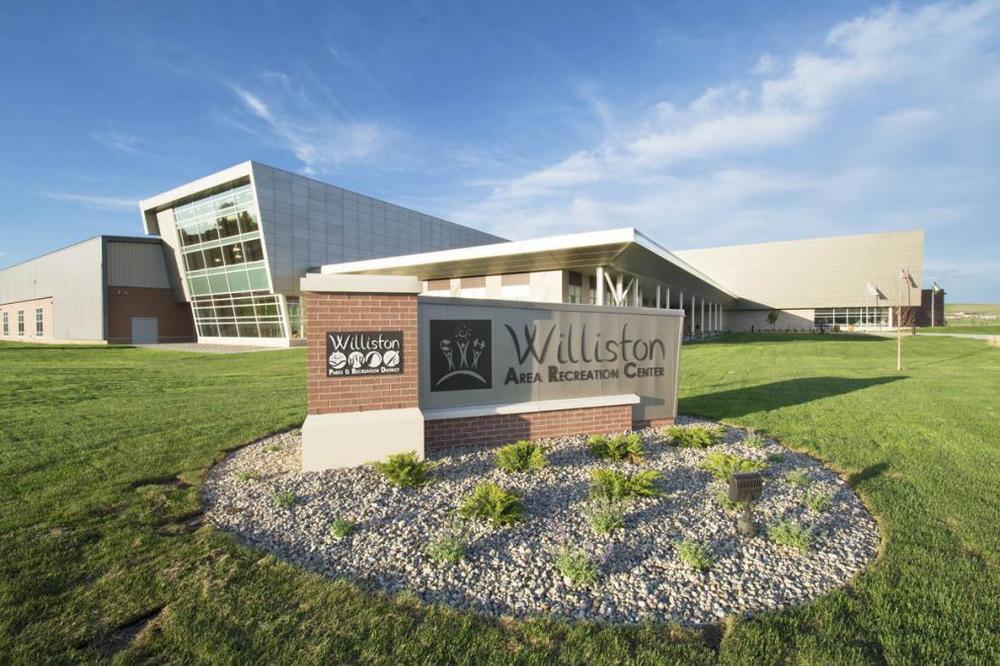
[301, 273, 683, 471]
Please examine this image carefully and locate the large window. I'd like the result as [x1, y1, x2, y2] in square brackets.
[814, 307, 889, 329]
[191, 293, 287, 339]
[2, 312, 7, 336]
[35, 308, 43, 336]
[172, 184, 284, 338]
[17, 310, 24, 336]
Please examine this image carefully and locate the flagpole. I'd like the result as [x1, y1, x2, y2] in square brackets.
[897, 267, 902, 371]
[931, 278, 935, 328]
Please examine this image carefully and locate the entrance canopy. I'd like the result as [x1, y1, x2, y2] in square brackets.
[318, 228, 737, 307]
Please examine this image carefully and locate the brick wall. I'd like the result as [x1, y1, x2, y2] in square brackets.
[306, 292, 419, 415]
[106, 287, 195, 343]
[425, 404, 632, 451]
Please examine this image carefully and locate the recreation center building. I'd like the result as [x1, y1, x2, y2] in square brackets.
[0, 160, 942, 345]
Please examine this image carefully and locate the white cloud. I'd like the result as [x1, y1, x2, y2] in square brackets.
[452, 0, 1000, 254]
[227, 76, 392, 174]
[91, 130, 145, 154]
[42, 191, 137, 211]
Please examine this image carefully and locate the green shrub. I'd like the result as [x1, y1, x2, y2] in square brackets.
[264, 444, 282, 453]
[458, 482, 524, 526]
[495, 440, 548, 472]
[677, 539, 714, 571]
[425, 525, 468, 564]
[785, 469, 812, 487]
[714, 490, 742, 512]
[589, 468, 663, 502]
[768, 519, 811, 553]
[803, 489, 832, 513]
[663, 424, 723, 448]
[587, 433, 644, 461]
[272, 491, 296, 509]
[235, 470, 259, 483]
[767, 452, 786, 463]
[582, 497, 626, 534]
[372, 451, 431, 488]
[743, 434, 767, 449]
[329, 517, 354, 538]
[554, 545, 599, 587]
[699, 452, 768, 481]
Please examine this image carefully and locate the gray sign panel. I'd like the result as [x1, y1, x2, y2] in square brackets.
[419, 298, 683, 423]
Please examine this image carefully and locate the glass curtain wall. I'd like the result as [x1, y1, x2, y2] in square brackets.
[172, 183, 287, 339]
[814, 307, 889, 329]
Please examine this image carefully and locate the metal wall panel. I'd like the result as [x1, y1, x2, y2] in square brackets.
[676, 230, 924, 310]
[0, 237, 104, 340]
[251, 162, 505, 296]
[105, 240, 172, 289]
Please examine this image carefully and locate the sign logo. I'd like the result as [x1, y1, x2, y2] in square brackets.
[326, 331, 403, 377]
[429, 320, 492, 391]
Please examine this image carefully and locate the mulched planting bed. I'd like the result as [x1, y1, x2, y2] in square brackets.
[203, 417, 878, 625]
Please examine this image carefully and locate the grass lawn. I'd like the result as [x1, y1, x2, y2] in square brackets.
[1, 335, 998, 664]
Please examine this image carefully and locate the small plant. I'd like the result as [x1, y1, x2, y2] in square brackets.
[425, 525, 468, 564]
[768, 519, 812, 553]
[495, 440, 548, 473]
[766, 452, 786, 463]
[699, 452, 768, 481]
[714, 490, 742, 513]
[677, 539, 714, 571]
[587, 433, 644, 461]
[589, 468, 663, 502]
[373, 451, 431, 488]
[663, 425, 723, 448]
[458, 482, 524, 526]
[582, 496, 626, 534]
[743, 433, 767, 449]
[553, 544, 599, 587]
[803, 489, 832, 513]
[329, 517, 354, 538]
[234, 470, 259, 483]
[785, 469, 812, 487]
[264, 444, 281, 453]
[272, 491, 296, 509]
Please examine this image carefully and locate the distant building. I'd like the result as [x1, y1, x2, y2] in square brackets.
[0, 160, 940, 344]
[0, 236, 192, 344]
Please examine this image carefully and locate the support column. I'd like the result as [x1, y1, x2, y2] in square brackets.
[655, 284, 661, 309]
[690, 296, 695, 336]
[300, 273, 423, 471]
[700, 298, 705, 336]
[666, 287, 670, 310]
[596, 266, 605, 306]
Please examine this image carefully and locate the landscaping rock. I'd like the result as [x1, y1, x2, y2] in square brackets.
[202, 418, 879, 625]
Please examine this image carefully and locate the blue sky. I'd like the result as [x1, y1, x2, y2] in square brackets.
[1, 1, 997, 301]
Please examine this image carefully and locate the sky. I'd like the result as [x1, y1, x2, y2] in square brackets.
[0, 1, 997, 301]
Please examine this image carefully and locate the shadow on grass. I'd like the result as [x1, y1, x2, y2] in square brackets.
[847, 461, 889, 487]
[681, 375, 905, 419]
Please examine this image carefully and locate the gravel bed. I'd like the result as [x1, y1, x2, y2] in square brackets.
[203, 418, 879, 625]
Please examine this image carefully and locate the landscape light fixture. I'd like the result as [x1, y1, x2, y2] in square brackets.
[728, 472, 763, 537]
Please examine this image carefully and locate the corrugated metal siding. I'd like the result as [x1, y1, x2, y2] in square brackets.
[0, 237, 104, 340]
[675, 231, 924, 309]
[106, 241, 172, 289]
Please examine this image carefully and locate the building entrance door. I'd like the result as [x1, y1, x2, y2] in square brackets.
[130, 317, 159, 344]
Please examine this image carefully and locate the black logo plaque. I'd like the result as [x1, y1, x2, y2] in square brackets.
[429, 320, 492, 391]
[326, 331, 404, 377]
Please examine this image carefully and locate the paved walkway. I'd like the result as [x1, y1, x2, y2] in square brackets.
[916, 332, 1000, 341]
